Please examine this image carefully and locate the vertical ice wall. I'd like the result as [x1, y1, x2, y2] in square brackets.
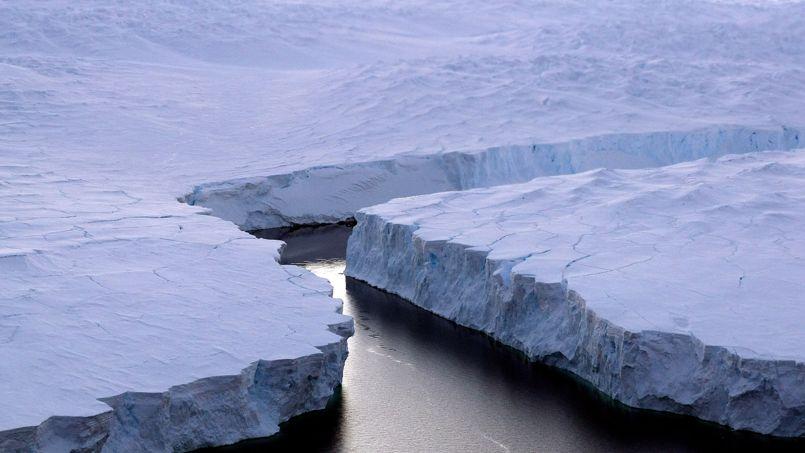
[1, 342, 349, 452]
[186, 126, 801, 230]
[344, 151, 805, 436]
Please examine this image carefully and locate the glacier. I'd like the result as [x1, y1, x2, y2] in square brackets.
[346, 150, 805, 436]
[3, 0, 805, 449]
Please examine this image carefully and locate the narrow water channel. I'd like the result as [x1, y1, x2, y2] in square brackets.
[205, 224, 802, 452]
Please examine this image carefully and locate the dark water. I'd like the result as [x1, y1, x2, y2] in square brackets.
[205, 224, 803, 452]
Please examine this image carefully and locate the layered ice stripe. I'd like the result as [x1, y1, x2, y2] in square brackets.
[346, 150, 805, 436]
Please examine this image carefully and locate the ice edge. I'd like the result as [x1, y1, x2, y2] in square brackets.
[185, 125, 802, 230]
[344, 205, 805, 438]
[0, 244, 354, 452]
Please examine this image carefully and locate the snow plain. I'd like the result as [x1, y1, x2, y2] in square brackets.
[2, 0, 805, 448]
[346, 150, 805, 436]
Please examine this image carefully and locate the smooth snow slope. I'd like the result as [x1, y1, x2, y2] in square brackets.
[346, 150, 805, 436]
[2, 0, 805, 448]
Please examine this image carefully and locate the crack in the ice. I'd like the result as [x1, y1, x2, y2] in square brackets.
[87, 275, 110, 290]
[0, 325, 20, 344]
[604, 291, 660, 330]
[574, 254, 656, 278]
[152, 269, 172, 283]
[482, 433, 511, 453]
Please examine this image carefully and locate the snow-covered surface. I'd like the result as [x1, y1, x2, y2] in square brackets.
[346, 150, 805, 435]
[3, 0, 805, 447]
[0, 157, 352, 450]
[3, 0, 805, 192]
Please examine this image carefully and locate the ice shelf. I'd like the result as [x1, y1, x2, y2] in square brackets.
[346, 150, 805, 436]
[0, 164, 352, 451]
[4, 0, 805, 448]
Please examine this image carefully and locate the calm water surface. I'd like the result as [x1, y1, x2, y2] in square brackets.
[204, 224, 802, 452]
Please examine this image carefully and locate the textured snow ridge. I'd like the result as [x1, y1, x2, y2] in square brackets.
[346, 150, 805, 436]
[0, 163, 353, 452]
[186, 126, 802, 230]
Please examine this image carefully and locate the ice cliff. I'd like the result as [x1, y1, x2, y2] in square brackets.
[186, 126, 801, 230]
[346, 150, 805, 436]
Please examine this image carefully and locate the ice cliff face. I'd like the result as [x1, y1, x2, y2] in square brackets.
[186, 126, 802, 230]
[2, 344, 348, 452]
[346, 150, 805, 436]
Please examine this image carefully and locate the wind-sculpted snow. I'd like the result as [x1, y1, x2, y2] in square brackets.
[2, 0, 805, 190]
[0, 160, 352, 451]
[346, 150, 805, 436]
